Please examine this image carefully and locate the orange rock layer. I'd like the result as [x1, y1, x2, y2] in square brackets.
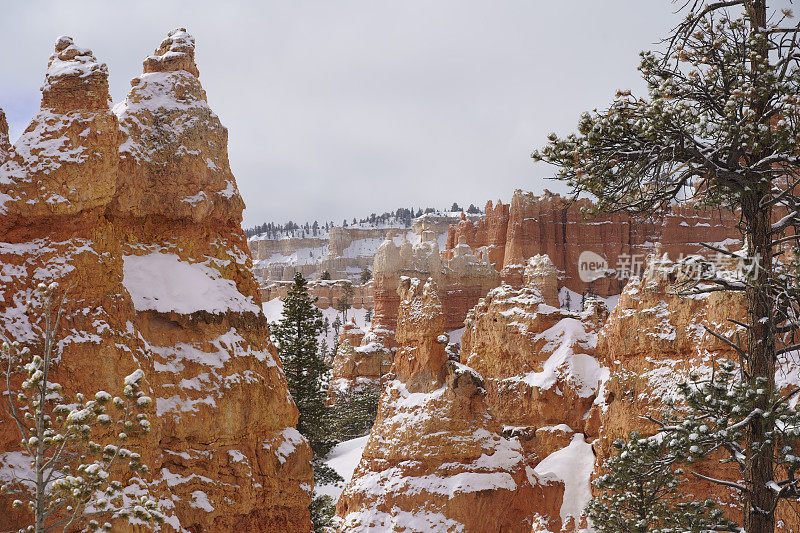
[445, 190, 740, 295]
[336, 278, 562, 532]
[0, 31, 312, 532]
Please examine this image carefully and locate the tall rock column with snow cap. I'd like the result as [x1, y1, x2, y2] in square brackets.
[393, 277, 447, 392]
[109, 29, 313, 532]
[0, 31, 314, 531]
[523, 254, 559, 308]
[370, 234, 403, 346]
[335, 277, 557, 532]
[113, 28, 242, 222]
[0, 37, 151, 531]
[0, 36, 120, 227]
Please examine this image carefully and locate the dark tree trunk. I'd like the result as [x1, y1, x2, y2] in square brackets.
[743, 2, 775, 532]
[743, 194, 776, 533]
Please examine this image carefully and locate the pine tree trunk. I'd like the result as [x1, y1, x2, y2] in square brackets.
[743, 193, 776, 532]
[742, 2, 775, 532]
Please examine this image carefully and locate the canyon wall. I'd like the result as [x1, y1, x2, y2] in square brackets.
[260, 278, 373, 311]
[358, 190, 740, 357]
[0, 31, 312, 532]
[370, 231, 499, 347]
[446, 190, 740, 295]
[341, 248, 800, 530]
[248, 212, 476, 285]
[458, 254, 799, 530]
[459, 258, 606, 529]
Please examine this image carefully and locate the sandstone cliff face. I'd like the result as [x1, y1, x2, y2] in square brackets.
[249, 234, 330, 282]
[248, 211, 476, 285]
[458, 260, 606, 529]
[457, 253, 798, 531]
[260, 278, 373, 311]
[352, 189, 741, 372]
[589, 263, 800, 530]
[446, 190, 741, 296]
[336, 278, 559, 532]
[584, 262, 747, 526]
[461, 272, 608, 438]
[370, 232, 499, 347]
[445, 202, 508, 269]
[0, 32, 312, 532]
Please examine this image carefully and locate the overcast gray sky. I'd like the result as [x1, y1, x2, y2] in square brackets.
[0, 1, 733, 227]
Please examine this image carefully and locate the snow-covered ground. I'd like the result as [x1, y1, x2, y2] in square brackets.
[316, 435, 369, 499]
[123, 252, 261, 314]
[257, 245, 329, 266]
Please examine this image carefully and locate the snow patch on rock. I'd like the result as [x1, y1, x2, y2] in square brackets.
[533, 433, 595, 526]
[122, 252, 260, 314]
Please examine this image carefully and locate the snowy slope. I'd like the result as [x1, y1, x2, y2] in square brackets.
[316, 436, 370, 500]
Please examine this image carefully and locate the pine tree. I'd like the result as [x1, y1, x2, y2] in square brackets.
[272, 274, 341, 493]
[335, 284, 354, 322]
[360, 267, 372, 284]
[588, 431, 737, 533]
[1, 282, 163, 532]
[365, 307, 373, 323]
[309, 495, 336, 532]
[533, 3, 800, 529]
[332, 386, 380, 441]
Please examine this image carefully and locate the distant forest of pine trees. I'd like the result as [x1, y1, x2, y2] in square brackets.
[243, 203, 483, 239]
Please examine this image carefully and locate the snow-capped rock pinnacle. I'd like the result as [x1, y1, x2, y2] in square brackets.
[523, 254, 559, 307]
[0, 39, 119, 227]
[143, 28, 200, 77]
[42, 36, 110, 111]
[0, 31, 313, 532]
[394, 277, 447, 391]
[113, 28, 242, 222]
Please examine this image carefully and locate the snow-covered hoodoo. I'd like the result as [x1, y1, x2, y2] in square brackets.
[0, 31, 313, 531]
[335, 277, 558, 531]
